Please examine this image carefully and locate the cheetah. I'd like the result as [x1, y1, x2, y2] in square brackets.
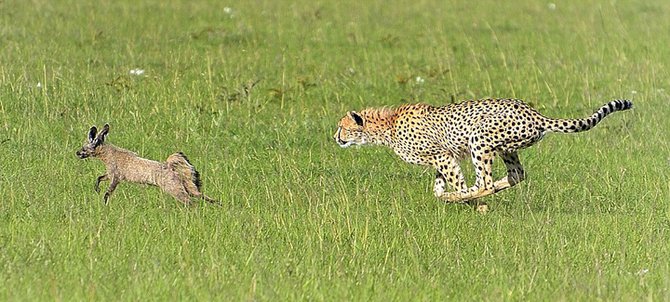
[334, 98, 632, 208]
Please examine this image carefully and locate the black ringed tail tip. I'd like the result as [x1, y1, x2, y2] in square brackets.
[598, 99, 633, 116]
[610, 99, 633, 111]
[546, 99, 633, 134]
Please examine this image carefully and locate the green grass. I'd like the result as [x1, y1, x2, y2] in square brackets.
[1, 0, 669, 300]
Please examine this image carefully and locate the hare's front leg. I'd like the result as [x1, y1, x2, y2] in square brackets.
[103, 175, 120, 204]
[95, 174, 108, 193]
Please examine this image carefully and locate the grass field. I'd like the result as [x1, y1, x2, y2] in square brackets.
[1, 0, 670, 300]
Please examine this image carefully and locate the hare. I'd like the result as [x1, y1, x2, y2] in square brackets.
[76, 124, 218, 205]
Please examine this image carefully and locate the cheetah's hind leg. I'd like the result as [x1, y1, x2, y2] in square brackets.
[493, 151, 526, 193]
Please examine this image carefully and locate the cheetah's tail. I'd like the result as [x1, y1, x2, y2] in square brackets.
[542, 99, 632, 133]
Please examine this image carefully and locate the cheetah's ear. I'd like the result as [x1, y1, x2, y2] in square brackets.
[348, 111, 365, 127]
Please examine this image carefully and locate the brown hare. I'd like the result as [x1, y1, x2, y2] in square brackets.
[76, 124, 218, 205]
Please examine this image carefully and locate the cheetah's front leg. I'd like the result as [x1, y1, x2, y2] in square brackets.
[432, 156, 469, 203]
[447, 149, 497, 202]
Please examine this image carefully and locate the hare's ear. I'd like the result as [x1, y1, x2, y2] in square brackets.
[94, 124, 110, 145]
[348, 111, 364, 127]
[88, 126, 98, 143]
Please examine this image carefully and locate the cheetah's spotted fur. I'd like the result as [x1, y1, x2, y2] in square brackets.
[334, 98, 632, 205]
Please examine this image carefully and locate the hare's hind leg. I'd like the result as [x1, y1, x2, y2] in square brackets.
[167, 186, 192, 205]
[160, 174, 193, 205]
[195, 192, 220, 205]
[181, 176, 219, 205]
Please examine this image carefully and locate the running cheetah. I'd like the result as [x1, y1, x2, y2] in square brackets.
[334, 98, 632, 208]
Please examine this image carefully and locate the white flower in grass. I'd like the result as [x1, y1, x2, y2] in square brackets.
[129, 68, 145, 76]
[636, 268, 649, 276]
[415, 76, 425, 84]
[548, 3, 556, 10]
[631, 90, 638, 95]
[36, 82, 42, 89]
[224, 7, 232, 14]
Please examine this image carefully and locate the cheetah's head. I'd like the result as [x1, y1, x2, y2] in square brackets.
[334, 111, 368, 148]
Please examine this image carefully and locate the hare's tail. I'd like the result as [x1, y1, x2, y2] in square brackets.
[166, 152, 219, 204]
[167, 152, 201, 190]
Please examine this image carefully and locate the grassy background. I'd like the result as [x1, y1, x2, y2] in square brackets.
[1, 0, 669, 300]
